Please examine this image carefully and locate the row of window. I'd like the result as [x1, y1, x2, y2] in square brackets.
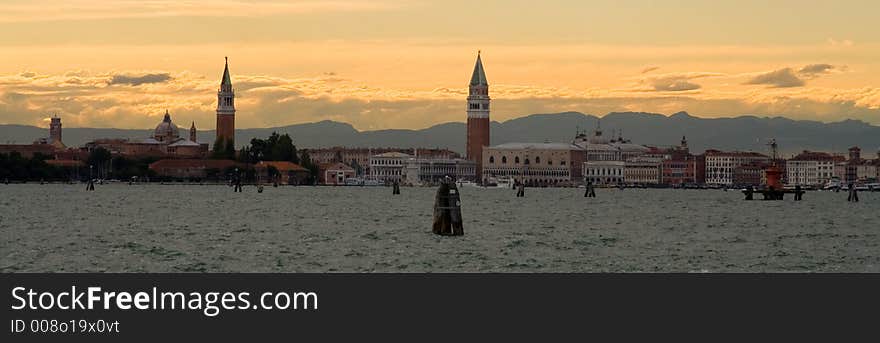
[468, 103, 489, 110]
[585, 168, 623, 176]
[484, 168, 570, 177]
[488, 156, 566, 166]
[372, 170, 403, 175]
[371, 159, 404, 166]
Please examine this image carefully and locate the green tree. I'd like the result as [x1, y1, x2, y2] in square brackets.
[87, 147, 112, 178]
[299, 150, 318, 185]
[240, 132, 299, 164]
[273, 133, 297, 162]
[211, 137, 227, 159]
[350, 159, 363, 176]
[224, 139, 236, 159]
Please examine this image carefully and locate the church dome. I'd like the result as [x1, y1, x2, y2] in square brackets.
[154, 110, 180, 142]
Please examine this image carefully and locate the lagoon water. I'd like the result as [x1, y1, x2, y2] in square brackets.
[1, 183, 878, 272]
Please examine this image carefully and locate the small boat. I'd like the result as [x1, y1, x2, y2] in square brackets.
[483, 176, 514, 189]
[823, 177, 842, 190]
[456, 180, 479, 188]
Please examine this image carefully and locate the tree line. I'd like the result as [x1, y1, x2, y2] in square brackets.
[214, 132, 319, 184]
[0, 150, 157, 182]
[3, 132, 320, 183]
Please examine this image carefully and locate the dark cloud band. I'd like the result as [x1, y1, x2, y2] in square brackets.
[108, 73, 172, 86]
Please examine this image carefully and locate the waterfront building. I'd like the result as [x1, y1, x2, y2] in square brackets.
[875, 148, 880, 181]
[319, 162, 356, 185]
[658, 136, 698, 186]
[0, 143, 57, 158]
[695, 154, 707, 185]
[661, 157, 697, 186]
[481, 142, 584, 186]
[255, 161, 310, 185]
[216, 57, 236, 148]
[305, 147, 458, 176]
[466, 52, 491, 183]
[733, 162, 767, 187]
[786, 151, 843, 186]
[0, 115, 66, 157]
[574, 122, 650, 185]
[404, 158, 476, 185]
[583, 160, 625, 185]
[704, 150, 768, 186]
[84, 110, 207, 159]
[370, 151, 411, 184]
[835, 147, 878, 184]
[624, 156, 664, 185]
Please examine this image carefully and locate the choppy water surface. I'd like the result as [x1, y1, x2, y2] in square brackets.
[1, 184, 878, 272]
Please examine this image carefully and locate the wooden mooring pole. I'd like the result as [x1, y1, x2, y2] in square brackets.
[433, 178, 463, 236]
[584, 181, 596, 198]
[847, 184, 859, 202]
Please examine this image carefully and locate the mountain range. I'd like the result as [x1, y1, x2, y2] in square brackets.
[2, 112, 878, 157]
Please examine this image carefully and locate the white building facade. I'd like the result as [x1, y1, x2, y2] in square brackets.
[369, 152, 411, 184]
[624, 156, 665, 185]
[404, 158, 476, 185]
[482, 142, 584, 186]
[704, 151, 769, 186]
[574, 123, 650, 185]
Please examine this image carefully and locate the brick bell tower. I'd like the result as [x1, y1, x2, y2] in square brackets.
[216, 56, 236, 147]
[467, 51, 490, 183]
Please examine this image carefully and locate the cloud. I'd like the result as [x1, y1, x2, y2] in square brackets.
[651, 79, 701, 92]
[798, 64, 835, 76]
[745, 68, 805, 88]
[0, 0, 404, 23]
[634, 72, 721, 92]
[108, 73, 173, 86]
[2, 69, 880, 133]
[827, 38, 854, 47]
[746, 64, 843, 88]
[641, 66, 660, 74]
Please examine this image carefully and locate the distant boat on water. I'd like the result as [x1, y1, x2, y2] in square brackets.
[343, 177, 382, 186]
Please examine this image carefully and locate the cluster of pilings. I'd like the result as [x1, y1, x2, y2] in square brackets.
[584, 181, 596, 198]
[432, 178, 463, 236]
[847, 184, 860, 202]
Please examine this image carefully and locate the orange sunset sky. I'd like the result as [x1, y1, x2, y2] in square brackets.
[1, 0, 879, 130]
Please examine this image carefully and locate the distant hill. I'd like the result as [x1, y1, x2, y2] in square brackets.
[2, 112, 878, 157]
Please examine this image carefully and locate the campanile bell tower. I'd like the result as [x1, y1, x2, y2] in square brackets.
[216, 57, 236, 148]
[467, 51, 490, 183]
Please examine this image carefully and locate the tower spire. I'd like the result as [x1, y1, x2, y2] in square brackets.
[221, 57, 232, 90]
[470, 52, 488, 86]
[216, 56, 236, 147]
[466, 51, 490, 184]
[190, 121, 197, 142]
